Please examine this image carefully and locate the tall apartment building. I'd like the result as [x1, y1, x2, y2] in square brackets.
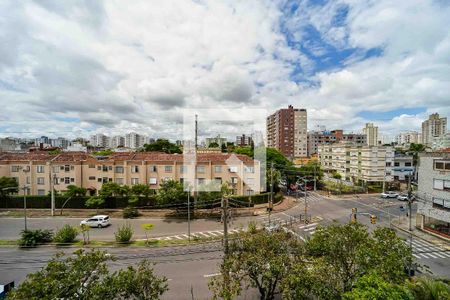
[422, 113, 447, 146]
[363, 123, 378, 146]
[110, 136, 125, 148]
[396, 131, 420, 146]
[416, 152, 449, 237]
[432, 133, 450, 150]
[125, 132, 146, 149]
[307, 130, 366, 156]
[318, 143, 394, 183]
[266, 105, 307, 159]
[90, 134, 109, 148]
[0, 152, 261, 196]
[235, 134, 253, 147]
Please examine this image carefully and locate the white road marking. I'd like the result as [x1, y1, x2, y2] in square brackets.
[298, 223, 318, 229]
[203, 273, 221, 278]
[304, 227, 316, 232]
[198, 232, 211, 237]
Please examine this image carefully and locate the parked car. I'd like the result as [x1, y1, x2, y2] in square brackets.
[80, 215, 111, 228]
[397, 194, 415, 201]
[380, 191, 399, 198]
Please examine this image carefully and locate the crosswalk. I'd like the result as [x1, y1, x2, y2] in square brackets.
[151, 229, 243, 241]
[407, 239, 450, 260]
[297, 222, 319, 235]
[293, 192, 324, 203]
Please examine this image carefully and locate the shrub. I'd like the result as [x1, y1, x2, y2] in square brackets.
[123, 206, 139, 219]
[247, 221, 257, 234]
[53, 224, 78, 244]
[115, 223, 133, 243]
[19, 229, 54, 247]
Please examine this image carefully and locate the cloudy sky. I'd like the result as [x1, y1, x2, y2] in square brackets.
[0, 0, 449, 141]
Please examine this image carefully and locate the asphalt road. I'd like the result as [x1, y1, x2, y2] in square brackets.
[1, 192, 449, 298]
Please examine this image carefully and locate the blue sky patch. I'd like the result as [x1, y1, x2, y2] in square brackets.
[357, 107, 427, 120]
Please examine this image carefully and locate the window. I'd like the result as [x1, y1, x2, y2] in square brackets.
[386, 162, 391, 167]
[150, 166, 157, 172]
[26, 177, 30, 184]
[434, 160, 450, 171]
[102, 165, 108, 172]
[11, 166, 20, 172]
[214, 166, 222, 173]
[229, 166, 238, 173]
[231, 177, 238, 184]
[245, 166, 254, 173]
[37, 177, 45, 185]
[102, 177, 108, 183]
[433, 179, 450, 191]
[36, 165, 45, 173]
[149, 178, 157, 185]
[131, 165, 139, 173]
[131, 178, 139, 185]
[97, 166, 101, 170]
[197, 166, 205, 173]
[198, 178, 205, 185]
[89, 164, 95, 168]
[64, 165, 70, 172]
[115, 178, 124, 184]
[70, 178, 75, 183]
[394, 162, 400, 167]
[433, 197, 450, 211]
[165, 166, 173, 173]
[115, 166, 124, 173]
[52, 166, 59, 173]
[37, 189, 46, 196]
[64, 177, 70, 184]
[405, 162, 412, 167]
[108, 166, 112, 171]
[180, 165, 187, 173]
[89, 176, 96, 180]
[214, 177, 222, 184]
[98, 178, 102, 182]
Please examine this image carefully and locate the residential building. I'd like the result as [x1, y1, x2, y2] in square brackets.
[66, 143, 87, 152]
[392, 155, 414, 181]
[307, 129, 366, 156]
[0, 138, 19, 152]
[266, 105, 307, 159]
[235, 134, 253, 147]
[431, 133, 450, 151]
[0, 152, 261, 196]
[363, 123, 378, 147]
[51, 137, 70, 149]
[89, 134, 109, 148]
[318, 142, 394, 183]
[396, 131, 420, 147]
[205, 135, 227, 148]
[110, 136, 125, 148]
[422, 113, 447, 146]
[125, 132, 146, 149]
[416, 152, 450, 238]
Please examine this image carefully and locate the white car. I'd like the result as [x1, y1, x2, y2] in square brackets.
[80, 215, 111, 228]
[397, 194, 415, 201]
[380, 191, 399, 198]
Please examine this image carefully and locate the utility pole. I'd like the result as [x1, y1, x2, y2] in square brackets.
[187, 185, 191, 242]
[51, 173, 56, 217]
[313, 164, 317, 191]
[222, 197, 229, 255]
[269, 162, 274, 226]
[407, 171, 413, 276]
[23, 185, 27, 231]
[194, 114, 198, 215]
[304, 179, 308, 224]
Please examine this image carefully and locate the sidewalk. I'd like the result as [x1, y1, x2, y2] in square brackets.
[391, 217, 450, 250]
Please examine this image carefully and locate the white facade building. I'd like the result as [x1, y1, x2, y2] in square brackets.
[125, 132, 146, 149]
[110, 136, 125, 148]
[422, 113, 447, 146]
[363, 123, 378, 147]
[431, 133, 450, 151]
[89, 134, 109, 147]
[396, 131, 420, 146]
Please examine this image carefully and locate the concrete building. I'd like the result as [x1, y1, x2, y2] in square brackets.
[396, 131, 420, 147]
[431, 133, 450, 151]
[66, 143, 87, 152]
[51, 137, 70, 149]
[307, 130, 366, 156]
[266, 105, 307, 159]
[205, 135, 227, 148]
[110, 136, 125, 148]
[318, 143, 394, 183]
[422, 113, 447, 146]
[125, 132, 145, 149]
[235, 134, 253, 147]
[363, 123, 378, 147]
[392, 155, 414, 181]
[0, 138, 20, 152]
[0, 152, 261, 196]
[90, 134, 109, 148]
[416, 152, 449, 238]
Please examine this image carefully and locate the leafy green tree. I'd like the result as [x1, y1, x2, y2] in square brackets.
[407, 277, 450, 300]
[209, 230, 303, 300]
[7, 249, 168, 300]
[131, 184, 152, 198]
[156, 180, 187, 205]
[80, 224, 91, 245]
[0, 176, 18, 196]
[143, 139, 181, 154]
[198, 182, 232, 204]
[342, 273, 413, 300]
[92, 149, 114, 156]
[85, 195, 105, 213]
[64, 185, 87, 197]
[407, 143, 426, 166]
[141, 223, 154, 245]
[208, 142, 219, 148]
[99, 182, 130, 198]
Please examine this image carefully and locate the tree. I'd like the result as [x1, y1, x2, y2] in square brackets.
[80, 224, 91, 245]
[131, 184, 152, 198]
[92, 149, 114, 156]
[156, 180, 186, 205]
[407, 143, 426, 166]
[0, 176, 18, 196]
[198, 182, 232, 205]
[143, 139, 181, 154]
[64, 185, 87, 197]
[407, 277, 450, 300]
[99, 182, 130, 198]
[85, 195, 105, 213]
[7, 249, 168, 299]
[342, 273, 413, 300]
[141, 223, 154, 245]
[209, 230, 303, 300]
[208, 142, 219, 148]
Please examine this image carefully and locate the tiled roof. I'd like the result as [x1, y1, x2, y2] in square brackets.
[0, 151, 255, 163]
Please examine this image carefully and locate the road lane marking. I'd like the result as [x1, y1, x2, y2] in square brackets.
[298, 223, 318, 229]
[304, 227, 316, 232]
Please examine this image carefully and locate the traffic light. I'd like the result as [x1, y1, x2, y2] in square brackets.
[370, 214, 377, 224]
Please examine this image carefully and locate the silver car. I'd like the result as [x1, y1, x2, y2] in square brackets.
[80, 215, 111, 228]
[380, 191, 399, 198]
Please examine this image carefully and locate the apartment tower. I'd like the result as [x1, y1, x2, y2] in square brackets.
[266, 105, 307, 158]
[363, 123, 378, 147]
[421, 113, 447, 146]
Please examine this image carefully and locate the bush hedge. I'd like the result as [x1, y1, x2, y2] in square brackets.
[53, 224, 78, 244]
[19, 229, 53, 247]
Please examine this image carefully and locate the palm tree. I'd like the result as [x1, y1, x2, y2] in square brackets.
[407, 143, 426, 166]
[408, 277, 450, 299]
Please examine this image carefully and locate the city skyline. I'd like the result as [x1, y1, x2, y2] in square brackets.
[1, 1, 449, 140]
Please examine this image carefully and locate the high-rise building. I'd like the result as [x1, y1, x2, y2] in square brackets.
[363, 123, 378, 147]
[421, 113, 447, 146]
[235, 134, 253, 147]
[266, 105, 307, 158]
[125, 132, 145, 149]
[110, 136, 125, 148]
[89, 134, 109, 147]
[396, 131, 420, 146]
[307, 130, 366, 156]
